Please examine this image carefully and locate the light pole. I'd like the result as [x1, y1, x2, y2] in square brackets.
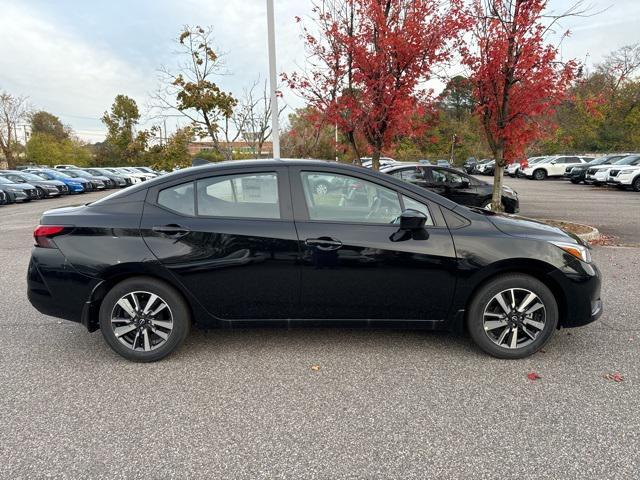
[266, 0, 281, 159]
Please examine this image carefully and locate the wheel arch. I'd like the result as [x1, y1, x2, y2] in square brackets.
[453, 258, 567, 333]
[82, 265, 202, 332]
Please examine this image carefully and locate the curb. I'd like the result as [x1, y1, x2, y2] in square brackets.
[539, 219, 601, 243]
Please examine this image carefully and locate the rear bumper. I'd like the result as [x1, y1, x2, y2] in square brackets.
[27, 249, 99, 325]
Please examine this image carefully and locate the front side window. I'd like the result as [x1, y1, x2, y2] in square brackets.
[301, 172, 402, 224]
[391, 168, 422, 182]
[196, 173, 280, 219]
[431, 168, 465, 185]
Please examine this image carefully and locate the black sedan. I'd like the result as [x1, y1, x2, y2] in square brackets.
[382, 163, 519, 213]
[28, 160, 601, 362]
[0, 170, 68, 198]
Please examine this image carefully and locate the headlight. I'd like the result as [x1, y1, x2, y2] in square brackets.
[618, 171, 633, 176]
[550, 241, 592, 263]
[502, 186, 517, 197]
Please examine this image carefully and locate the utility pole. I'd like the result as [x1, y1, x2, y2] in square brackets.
[266, 0, 281, 159]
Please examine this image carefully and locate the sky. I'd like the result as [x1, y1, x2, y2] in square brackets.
[0, 0, 638, 143]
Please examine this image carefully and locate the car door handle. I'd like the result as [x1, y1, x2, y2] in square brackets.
[152, 224, 191, 238]
[305, 238, 343, 251]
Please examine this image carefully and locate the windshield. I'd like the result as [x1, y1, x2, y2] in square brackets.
[69, 170, 93, 178]
[614, 155, 640, 165]
[16, 173, 44, 182]
[0, 176, 15, 184]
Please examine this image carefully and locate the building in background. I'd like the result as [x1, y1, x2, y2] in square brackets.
[188, 141, 273, 158]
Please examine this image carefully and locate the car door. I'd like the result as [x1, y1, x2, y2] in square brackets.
[140, 166, 300, 320]
[289, 166, 457, 321]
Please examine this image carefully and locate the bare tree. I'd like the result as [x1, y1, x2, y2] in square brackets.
[598, 43, 640, 92]
[151, 26, 237, 159]
[234, 79, 286, 158]
[0, 91, 29, 169]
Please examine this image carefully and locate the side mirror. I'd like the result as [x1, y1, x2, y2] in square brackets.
[400, 209, 427, 230]
[550, 160, 557, 165]
[391, 209, 429, 242]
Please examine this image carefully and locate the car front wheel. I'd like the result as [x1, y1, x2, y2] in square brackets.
[467, 274, 558, 359]
[533, 169, 547, 181]
[99, 277, 191, 362]
[633, 176, 640, 192]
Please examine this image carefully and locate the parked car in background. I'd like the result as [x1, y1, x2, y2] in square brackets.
[0, 170, 67, 198]
[436, 159, 451, 168]
[585, 154, 640, 185]
[564, 154, 627, 184]
[472, 159, 492, 174]
[110, 167, 148, 183]
[607, 164, 640, 191]
[521, 155, 591, 180]
[360, 157, 397, 169]
[475, 160, 495, 175]
[54, 164, 78, 170]
[25, 169, 87, 194]
[463, 158, 478, 173]
[383, 163, 519, 213]
[27, 159, 601, 362]
[58, 169, 106, 190]
[120, 167, 156, 181]
[507, 157, 544, 177]
[0, 175, 38, 201]
[82, 168, 128, 188]
[134, 167, 160, 177]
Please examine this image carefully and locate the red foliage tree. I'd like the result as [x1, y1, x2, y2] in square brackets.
[284, 0, 466, 170]
[462, 0, 579, 210]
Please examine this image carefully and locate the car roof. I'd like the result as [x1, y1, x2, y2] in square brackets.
[96, 158, 461, 210]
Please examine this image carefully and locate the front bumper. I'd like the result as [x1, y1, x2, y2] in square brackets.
[552, 260, 602, 328]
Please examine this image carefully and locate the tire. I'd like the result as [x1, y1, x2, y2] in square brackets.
[99, 277, 191, 362]
[533, 169, 547, 181]
[467, 274, 558, 359]
[633, 176, 640, 192]
[36, 187, 45, 199]
[570, 178, 581, 184]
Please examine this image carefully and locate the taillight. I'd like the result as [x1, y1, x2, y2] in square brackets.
[34, 225, 70, 248]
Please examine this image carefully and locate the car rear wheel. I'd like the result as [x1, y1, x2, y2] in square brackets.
[533, 169, 547, 181]
[99, 277, 191, 362]
[467, 274, 558, 359]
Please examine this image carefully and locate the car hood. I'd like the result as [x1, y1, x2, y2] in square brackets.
[3, 182, 35, 191]
[475, 210, 584, 245]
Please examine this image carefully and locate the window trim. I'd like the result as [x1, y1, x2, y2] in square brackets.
[290, 167, 444, 228]
[149, 167, 293, 222]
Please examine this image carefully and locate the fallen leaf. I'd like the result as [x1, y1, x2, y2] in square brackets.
[527, 372, 542, 381]
[311, 365, 321, 371]
[604, 372, 624, 382]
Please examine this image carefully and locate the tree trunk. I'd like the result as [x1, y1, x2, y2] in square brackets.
[492, 150, 505, 213]
[371, 148, 381, 171]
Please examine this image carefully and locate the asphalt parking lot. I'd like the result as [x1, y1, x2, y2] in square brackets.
[500, 176, 640, 246]
[1, 188, 639, 479]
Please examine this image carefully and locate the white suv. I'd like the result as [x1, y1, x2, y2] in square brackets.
[586, 154, 640, 185]
[521, 155, 590, 180]
[607, 164, 640, 191]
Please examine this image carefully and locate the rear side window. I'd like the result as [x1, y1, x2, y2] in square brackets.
[158, 182, 195, 216]
[196, 173, 280, 219]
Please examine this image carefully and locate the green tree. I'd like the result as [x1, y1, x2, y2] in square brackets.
[27, 132, 91, 166]
[152, 127, 194, 171]
[100, 94, 149, 165]
[153, 26, 237, 159]
[30, 111, 69, 141]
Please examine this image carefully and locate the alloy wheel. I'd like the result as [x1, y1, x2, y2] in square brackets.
[482, 288, 546, 349]
[110, 291, 174, 352]
[36, 187, 45, 199]
[633, 177, 640, 192]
